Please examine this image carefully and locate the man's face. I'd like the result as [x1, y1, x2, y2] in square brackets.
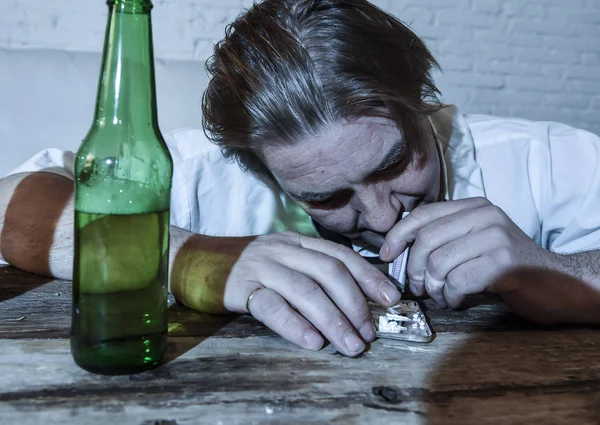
[260, 116, 441, 248]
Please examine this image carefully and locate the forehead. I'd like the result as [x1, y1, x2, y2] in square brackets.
[262, 116, 402, 190]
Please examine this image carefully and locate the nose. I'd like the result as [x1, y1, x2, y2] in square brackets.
[357, 185, 402, 234]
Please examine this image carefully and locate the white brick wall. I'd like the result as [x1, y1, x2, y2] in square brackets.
[1, 0, 599, 134]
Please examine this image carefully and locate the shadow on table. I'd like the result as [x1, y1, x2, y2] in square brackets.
[160, 300, 236, 364]
[161, 300, 274, 364]
[423, 268, 600, 425]
[0, 266, 53, 302]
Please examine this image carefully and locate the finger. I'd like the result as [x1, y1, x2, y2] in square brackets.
[247, 287, 324, 351]
[425, 226, 512, 283]
[443, 256, 496, 309]
[424, 269, 447, 308]
[420, 226, 510, 306]
[407, 208, 507, 294]
[260, 263, 367, 357]
[274, 245, 376, 342]
[223, 279, 265, 314]
[299, 235, 401, 307]
[244, 284, 265, 314]
[408, 277, 426, 297]
[380, 197, 490, 261]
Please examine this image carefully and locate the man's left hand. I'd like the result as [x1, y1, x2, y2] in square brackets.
[379, 197, 555, 308]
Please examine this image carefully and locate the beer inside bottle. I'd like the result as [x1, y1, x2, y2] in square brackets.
[72, 0, 173, 374]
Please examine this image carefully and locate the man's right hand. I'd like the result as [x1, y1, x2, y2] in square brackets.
[222, 231, 401, 357]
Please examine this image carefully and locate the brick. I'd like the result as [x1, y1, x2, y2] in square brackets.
[436, 85, 472, 106]
[369, 0, 391, 9]
[583, 53, 600, 66]
[439, 40, 514, 60]
[416, 0, 472, 10]
[566, 80, 600, 94]
[538, 0, 587, 7]
[545, 8, 600, 25]
[438, 55, 474, 71]
[544, 35, 598, 53]
[472, 1, 503, 15]
[189, 0, 242, 6]
[441, 72, 506, 88]
[397, 6, 435, 26]
[576, 24, 600, 38]
[566, 66, 600, 81]
[471, 88, 542, 107]
[574, 110, 600, 123]
[502, 3, 546, 18]
[476, 60, 542, 77]
[436, 11, 508, 30]
[420, 24, 474, 40]
[511, 20, 581, 37]
[463, 103, 494, 115]
[508, 106, 573, 123]
[544, 93, 591, 109]
[542, 65, 566, 78]
[506, 75, 566, 92]
[514, 47, 575, 65]
[474, 59, 515, 75]
[547, 49, 582, 65]
[437, 39, 476, 56]
[475, 29, 540, 47]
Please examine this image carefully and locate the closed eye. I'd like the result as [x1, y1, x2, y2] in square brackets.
[368, 154, 411, 181]
[304, 190, 353, 210]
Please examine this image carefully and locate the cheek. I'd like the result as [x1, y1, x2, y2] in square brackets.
[302, 205, 358, 233]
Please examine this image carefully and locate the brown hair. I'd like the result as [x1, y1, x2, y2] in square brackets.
[202, 0, 441, 178]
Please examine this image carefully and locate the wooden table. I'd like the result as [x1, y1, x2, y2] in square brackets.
[1, 266, 599, 425]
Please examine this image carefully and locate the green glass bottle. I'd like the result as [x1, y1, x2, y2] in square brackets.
[71, 0, 172, 374]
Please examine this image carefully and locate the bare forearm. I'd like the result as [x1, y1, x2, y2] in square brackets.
[0, 172, 74, 278]
[0, 174, 205, 279]
[497, 250, 600, 325]
[169, 230, 254, 314]
[554, 250, 600, 289]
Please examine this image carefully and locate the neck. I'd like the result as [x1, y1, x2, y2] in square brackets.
[92, 0, 157, 131]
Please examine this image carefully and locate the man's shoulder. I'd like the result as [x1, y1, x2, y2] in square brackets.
[464, 114, 542, 148]
[164, 127, 223, 162]
[465, 113, 598, 148]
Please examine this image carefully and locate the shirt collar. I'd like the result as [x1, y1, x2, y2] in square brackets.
[429, 105, 486, 201]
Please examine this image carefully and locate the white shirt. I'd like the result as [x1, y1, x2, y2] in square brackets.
[2, 106, 599, 265]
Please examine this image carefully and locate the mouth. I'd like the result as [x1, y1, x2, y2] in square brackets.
[350, 231, 386, 248]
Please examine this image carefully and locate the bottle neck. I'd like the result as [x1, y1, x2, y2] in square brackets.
[93, 0, 157, 130]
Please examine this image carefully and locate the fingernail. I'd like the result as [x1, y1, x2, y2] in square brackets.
[435, 299, 448, 309]
[380, 280, 402, 305]
[380, 243, 390, 259]
[344, 330, 365, 354]
[303, 330, 324, 351]
[360, 321, 376, 342]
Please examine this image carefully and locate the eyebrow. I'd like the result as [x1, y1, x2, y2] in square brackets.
[289, 139, 406, 203]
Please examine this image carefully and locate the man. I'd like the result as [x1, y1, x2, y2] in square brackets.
[1, 0, 600, 358]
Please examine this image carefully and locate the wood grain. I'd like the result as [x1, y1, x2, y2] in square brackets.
[0, 266, 559, 340]
[1, 266, 600, 425]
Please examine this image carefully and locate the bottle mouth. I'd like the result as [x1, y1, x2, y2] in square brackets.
[107, 0, 153, 13]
